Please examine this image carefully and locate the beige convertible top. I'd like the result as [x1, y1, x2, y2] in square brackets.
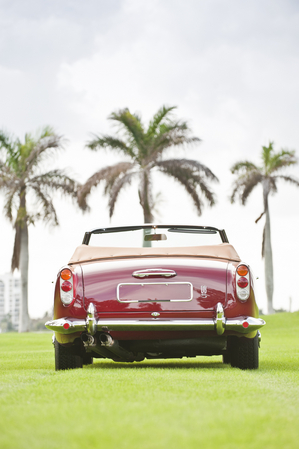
[69, 243, 241, 264]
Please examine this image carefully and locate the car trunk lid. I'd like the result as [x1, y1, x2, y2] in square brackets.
[81, 257, 228, 314]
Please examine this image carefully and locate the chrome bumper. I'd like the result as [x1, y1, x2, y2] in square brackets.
[45, 303, 266, 336]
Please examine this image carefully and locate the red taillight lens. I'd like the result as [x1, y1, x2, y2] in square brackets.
[237, 265, 249, 276]
[237, 276, 249, 288]
[61, 281, 72, 292]
[61, 269, 72, 281]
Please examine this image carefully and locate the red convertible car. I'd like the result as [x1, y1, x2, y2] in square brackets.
[45, 225, 265, 370]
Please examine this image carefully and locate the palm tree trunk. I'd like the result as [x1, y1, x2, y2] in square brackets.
[141, 171, 153, 224]
[263, 183, 274, 314]
[139, 171, 153, 247]
[15, 190, 30, 332]
[19, 222, 30, 332]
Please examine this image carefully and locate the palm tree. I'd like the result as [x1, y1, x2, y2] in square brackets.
[78, 106, 218, 223]
[230, 142, 299, 314]
[0, 127, 78, 332]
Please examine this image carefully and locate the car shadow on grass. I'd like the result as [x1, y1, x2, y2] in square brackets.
[87, 359, 227, 370]
[85, 360, 298, 372]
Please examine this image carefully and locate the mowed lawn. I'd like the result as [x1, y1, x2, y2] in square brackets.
[0, 313, 298, 449]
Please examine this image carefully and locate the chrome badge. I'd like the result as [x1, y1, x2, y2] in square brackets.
[151, 312, 160, 317]
[201, 285, 208, 298]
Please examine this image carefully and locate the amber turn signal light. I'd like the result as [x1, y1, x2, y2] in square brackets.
[61, 269, 72, 280]
[237, 265, 248, 276]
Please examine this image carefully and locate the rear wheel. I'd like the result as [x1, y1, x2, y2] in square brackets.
[54, 339, 83, 371]
[83, 354, 93, 365]
[222, 352, 231, 364]
[230, 334, 259, 370]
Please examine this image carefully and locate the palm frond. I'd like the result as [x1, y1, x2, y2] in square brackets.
[36, 126, 56, 140]
[149, 133, 201, 161]
[0, 160, 18, 190]
[261, 142, 274, 173]
[157, 158, 218, 180]
[78, 162, 134, 211]
[0, 132, 20, 171]
[230, 171, 263, 204]
[0, 132, 13, 151]
[146, 105, 177, 140]
[109, 109, 146, 159]
[0, 159, 20, 221]
[0, 131, 18, 155]
[272, 174, 299, 187]
[195, 178, 216, 206]
[29, 170, 78, 198]
[30, 184, 59, 226]
[176, 159, 218, 181]
[156, 159, 215, 215]
[86, 135, 135, 159]
[268, 149, 297, 173]
[3, 188, 18, 222]
[24, 132, 64, 173]
[230, 184, 240, 204]
[269, 177, 277, 194]
[146, 121, 200, 162]
[230, 161, 259, 174]
[108, 172, 136, 218]
[238, 172, 263, 205]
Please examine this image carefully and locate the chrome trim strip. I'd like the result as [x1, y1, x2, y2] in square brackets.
[132, 269, 177, 278]
[86, 302, 96, 335]
[116, 282, 193, 303]
[45, 318, 86, 334]
[96, 318, 215, 331]
[45, 316, 266, 335]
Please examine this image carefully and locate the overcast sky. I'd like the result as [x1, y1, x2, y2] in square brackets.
[0, 0, 298, 317]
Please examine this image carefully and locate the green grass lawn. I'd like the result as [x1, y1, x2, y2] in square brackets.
[0, 312, 298, 449]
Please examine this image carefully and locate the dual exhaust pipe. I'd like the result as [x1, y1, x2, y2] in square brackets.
[81, 332, 143, 362]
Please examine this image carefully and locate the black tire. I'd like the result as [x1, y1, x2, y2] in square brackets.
[82, 354, 93, 365]
[223, 336, 234, 365]
[54, 339, 83, 371]
[222, 352, 231, 364]
[230, 334, 259, 370]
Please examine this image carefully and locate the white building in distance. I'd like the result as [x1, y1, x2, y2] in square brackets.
[0, 273, 21, 332]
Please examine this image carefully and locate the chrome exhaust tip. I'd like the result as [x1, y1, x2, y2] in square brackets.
[99, 333, 114, 347]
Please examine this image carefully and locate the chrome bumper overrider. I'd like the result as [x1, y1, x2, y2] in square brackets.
[45, 303, 266, 336]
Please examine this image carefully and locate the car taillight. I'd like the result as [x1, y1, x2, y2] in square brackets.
[236, 264, 250, 301]
[237, 277, 248, 288]
[237, 265, 248, 276]
[61, 281, 72, 292]
[61, 269, 72, 280]
[60, 268, 74, 305]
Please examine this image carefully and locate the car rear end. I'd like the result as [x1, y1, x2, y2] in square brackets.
[46, 225, 265, 370]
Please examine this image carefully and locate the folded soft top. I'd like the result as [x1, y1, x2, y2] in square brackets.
[69, 243, 241, 264]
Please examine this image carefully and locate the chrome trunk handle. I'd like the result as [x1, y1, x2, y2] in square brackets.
[132, 269, 177, 278]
